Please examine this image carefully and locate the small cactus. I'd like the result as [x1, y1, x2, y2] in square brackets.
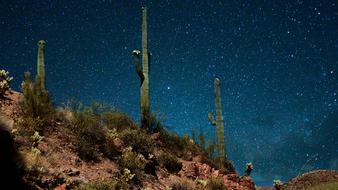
[244, 162, 253, 176]
[273, 180, 283, 190]
[0, 69, 13, 97]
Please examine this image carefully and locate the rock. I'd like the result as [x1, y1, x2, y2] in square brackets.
[113, 137, 124, 150]
[145, 157, 159, 176]
[63, 169, 80, 176]
[150, 132, 160, 141]
[106, 168, 113, 174]
[0, 114, 14, 131]
[240, 176, 256, 190]
[179, 162, 213, 179]
[192, 155, 203, 163]
[156, 167, 169, 180]
[183, 151, 193, 161]
[54, 183, 66, 190]
[38, 142, 49, 153]
[179, 161, 256, 190]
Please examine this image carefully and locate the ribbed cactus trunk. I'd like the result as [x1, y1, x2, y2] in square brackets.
[37, 40, 46, 91]
[208, 78, 227, 167]
[214, 78, 226, 162]
[141, 7, 150, 129]
[133, 7, 150, 129]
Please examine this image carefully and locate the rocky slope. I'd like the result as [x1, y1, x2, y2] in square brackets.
[0, 90, 256, 190]
[283, 170, 338, 190]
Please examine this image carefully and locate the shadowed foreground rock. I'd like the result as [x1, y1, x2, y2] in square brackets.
[0, 116, 27, 190]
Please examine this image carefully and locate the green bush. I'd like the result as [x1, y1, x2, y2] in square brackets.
[120, 128, 154, 156]
[207, 177, 226, 190]
[157, 152, 182, 173]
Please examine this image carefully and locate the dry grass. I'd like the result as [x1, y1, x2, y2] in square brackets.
[305, 181, 338, 190]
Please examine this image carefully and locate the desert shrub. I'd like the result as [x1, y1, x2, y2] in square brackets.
[170, 178, 195, 190]
[306, 181, 338, 190]
[221, 160, 236, 174]
[205, 141, 216, 160]
[207, 177, 226, 190]
[21, 72, 54, 123]
[157, 151, 182, 173]
[171, 182, 188, 190]
[77, 179, 117, 190]
[72, 108, 106, 161]
[119, 146, 146, 180]
[120, 128, 154, 156]
[62, 98, 83, 112]
[16, 117, 44, 136]
[70, 102, 133, 161]
[147, 112, 167, 132]
[159, 128, 186, 151]
[67, 99, 133, 129]
[90, 101, 114, 115]
[159, 127, 202, 158]
[55, 107, 73, 123]
[74, 123, 106, 160]
[0, 69, 13, 97]
[102, 111, 135, 130]
[195, 178, 208, 188]
[103, 128, 120, 158]
[208, 157, 236, 174]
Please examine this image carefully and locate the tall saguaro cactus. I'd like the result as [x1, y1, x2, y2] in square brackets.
[133, 7, 151, 129]
[208, 78, 227, 165]
[36, 40, 46, 91]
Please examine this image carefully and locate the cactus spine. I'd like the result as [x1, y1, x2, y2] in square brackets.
[208, 78, 227, 165]
[133, 7, 151, 129]
[37, 40, 46, 91]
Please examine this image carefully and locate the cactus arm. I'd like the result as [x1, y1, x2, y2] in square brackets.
[147, 51, 151, 72]
[133, 50, 144, 85]
[208, 112, 216, 126]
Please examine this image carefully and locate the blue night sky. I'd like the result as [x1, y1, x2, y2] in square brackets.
[1, 0, 337, 182]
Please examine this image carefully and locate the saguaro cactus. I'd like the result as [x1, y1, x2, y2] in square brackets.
[36, 40, 46, 90]
[133, 7, 151, 129]
[208, 78, 227, 164]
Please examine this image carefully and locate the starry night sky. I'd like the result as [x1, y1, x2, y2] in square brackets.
[1, 0, 337, 183]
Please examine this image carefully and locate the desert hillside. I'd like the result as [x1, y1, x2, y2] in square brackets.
[0, 90, 256, 190]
